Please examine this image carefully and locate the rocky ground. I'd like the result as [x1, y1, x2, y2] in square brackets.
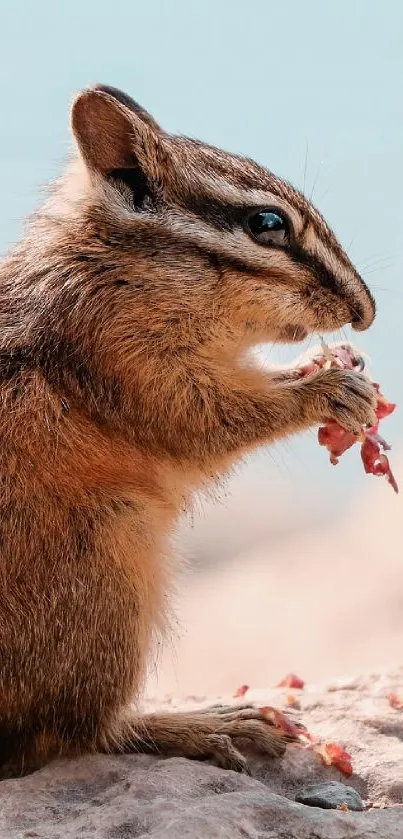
[1, 668, 403, 838]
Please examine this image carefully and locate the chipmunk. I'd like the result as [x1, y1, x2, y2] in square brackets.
[0, 84, 377, 776]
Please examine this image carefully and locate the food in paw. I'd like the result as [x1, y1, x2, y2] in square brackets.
[300, 343, 397, 493]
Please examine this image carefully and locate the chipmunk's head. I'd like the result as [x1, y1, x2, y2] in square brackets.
[70, 85, 375, 350]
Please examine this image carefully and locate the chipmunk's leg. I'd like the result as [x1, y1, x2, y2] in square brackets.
[103, 707, 295, 773]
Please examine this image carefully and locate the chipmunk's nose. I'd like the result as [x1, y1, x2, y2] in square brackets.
[350, 277, 376, 332]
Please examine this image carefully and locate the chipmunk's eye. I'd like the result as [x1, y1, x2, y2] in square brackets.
[246, 210, 289, 246]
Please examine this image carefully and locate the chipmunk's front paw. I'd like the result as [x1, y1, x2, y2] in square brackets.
[308, 368, 377, 433]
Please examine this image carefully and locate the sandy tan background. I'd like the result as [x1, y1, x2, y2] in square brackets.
[147, 441, 403, 698]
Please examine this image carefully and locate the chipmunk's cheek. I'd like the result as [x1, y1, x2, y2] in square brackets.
[276, 324, 308, 343]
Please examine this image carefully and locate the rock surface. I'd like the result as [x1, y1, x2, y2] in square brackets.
[295, 781, 363, 810]
[2, 669, 403, 838]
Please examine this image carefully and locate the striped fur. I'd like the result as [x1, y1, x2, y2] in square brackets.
[0, 85, 377, 774]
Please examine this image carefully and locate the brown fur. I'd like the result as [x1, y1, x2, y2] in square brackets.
[0, 85, 376, 775]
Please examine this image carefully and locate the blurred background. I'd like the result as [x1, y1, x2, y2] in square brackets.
[1, 0, 401, 696]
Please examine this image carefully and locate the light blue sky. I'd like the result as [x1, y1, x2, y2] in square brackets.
[0, 0, 401, 500]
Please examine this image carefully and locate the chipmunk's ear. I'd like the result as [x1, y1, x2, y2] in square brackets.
[89, 84, 162, 134]
[70, 85, 166, 181]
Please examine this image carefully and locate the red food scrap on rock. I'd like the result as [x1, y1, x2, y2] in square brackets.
[233, 684, 249, 698]
[314, 741, 353, 777]
[386, 692, 403, 710]
[277, 673, 305, 689]
[285, 693, 300, 707]
[259, 706, 302, 739]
